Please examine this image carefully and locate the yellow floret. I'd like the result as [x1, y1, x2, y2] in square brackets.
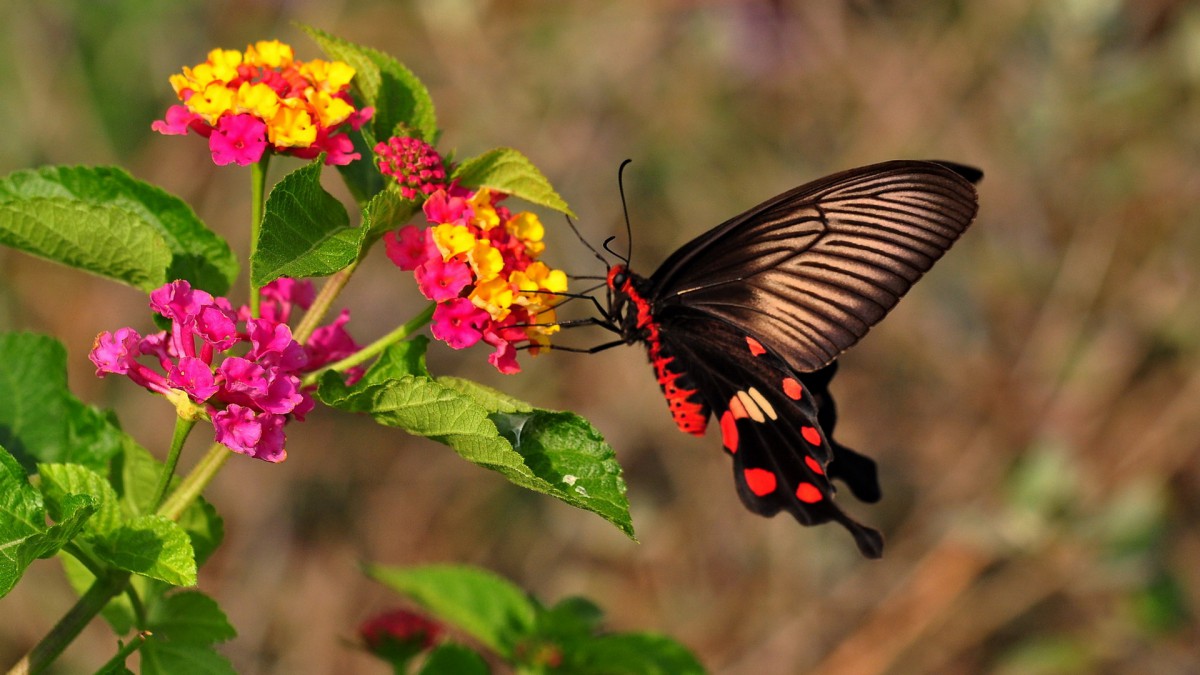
[188, 82, 237, 123]
[470, 277, 515, 320]
[468, 240, 504, 283]
[431, 224, 476, 259]
[305, 88, 354, 128]
[267, 100, 317, 147]
[245, 40, 294, 69]
[236, 82, 281, 121]
[300, 59, 356, 92]
[205, 49, 243, 82]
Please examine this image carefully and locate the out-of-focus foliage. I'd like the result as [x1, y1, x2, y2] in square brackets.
[2, 1, 1198, 673]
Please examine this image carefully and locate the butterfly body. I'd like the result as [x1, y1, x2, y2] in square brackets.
[600, 160, 981, 558]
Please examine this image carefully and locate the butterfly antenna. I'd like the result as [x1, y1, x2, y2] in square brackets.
[565, 215, 610, 270]
[615, 158, 634, 267]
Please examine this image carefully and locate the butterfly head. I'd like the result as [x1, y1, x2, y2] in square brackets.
[605, 264, 657, 345]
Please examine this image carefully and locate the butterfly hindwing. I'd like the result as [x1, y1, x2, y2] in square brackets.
[649, 160, 980, 372]
[658, 313, 884, 558]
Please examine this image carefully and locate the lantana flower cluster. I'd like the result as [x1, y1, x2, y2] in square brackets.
[89, 279, 360, 462]
[152, 40, 373, 166]
[382, 144, 567, 373]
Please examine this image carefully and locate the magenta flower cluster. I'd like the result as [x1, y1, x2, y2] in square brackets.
[375, 136, 449, 200]
[89, 279, 360, 462]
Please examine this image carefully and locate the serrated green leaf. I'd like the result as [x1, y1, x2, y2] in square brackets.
[0, 447, 98, 597]
[0, 199, 170, 290]
[436, 377, 533, 415]
[438, 378, 632, 538]
[562, 633, 706, 675]
[93, 514, 196, 586]
[38, 462, 122, 536]
[147, 590, 236, 645]
[452, 148, 573, 216]
[360, 188, 420, 252]
[357, 335, 431, 385]
[0, 166, 236, 293]
[0, 332, 125, 472]
[301, 26, 438, 142]
[140, 640, 236, 675]
[367, 564, 538, 658]
[176, 497, 224, 568]
[113, 440, 224, 565]
[320, 340, 633, 538]
[251, 159, 358, 286]
[418, 643, 490, 675]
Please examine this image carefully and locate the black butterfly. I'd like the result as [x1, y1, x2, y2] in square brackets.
[591, 160, 981, 558]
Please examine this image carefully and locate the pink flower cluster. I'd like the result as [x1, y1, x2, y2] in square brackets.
[375, 136, 448, 199]
[89, 279, 360, 462]
[384, 181, 568, 374]
[151, 40, 373, 166]
[359, 609, 443, 655]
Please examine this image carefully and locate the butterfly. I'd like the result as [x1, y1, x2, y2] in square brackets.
[590, 160, 981, 558]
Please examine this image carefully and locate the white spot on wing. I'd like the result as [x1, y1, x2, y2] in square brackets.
[747, 387, 777, 420]
[735, 390, 765, 423]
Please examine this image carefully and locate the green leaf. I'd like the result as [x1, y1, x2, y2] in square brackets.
[38, 462, 122, 536]
[0, 447, 97, 597]
[360, 188, 420, 253]
[452, 148, 573, 216]
[301, 26, 438, 142]
[147, 590, 236, 645]
[251, 159, 358, 286]
[537, 596, 604, 641]
[318, 341, 634, 538]
[176, 497, 224, 568]
[367, 563, 538, 658]
[418, 643, 490, 675]
[139, 640, 236, 675]
[562, 633, 706, 675]
[113, 440, 224, 565]
[92, 514, 197, 586]
[0, 332, 125, 472]
[0, 166, 236, 294]
[441, 379, 633, 539]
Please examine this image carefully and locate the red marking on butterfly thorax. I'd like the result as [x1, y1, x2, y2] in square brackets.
[609, 265, 710, 436]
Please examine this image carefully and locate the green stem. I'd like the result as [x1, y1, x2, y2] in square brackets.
[301, 303, 435, 388]
[293, 261, 358, 345]
[149, 416, 197, 512]
[96, 632, 151, 674]
[157, 442, 231, 521]
[6, 570, 131, 675]
[248, 152, 271, 318]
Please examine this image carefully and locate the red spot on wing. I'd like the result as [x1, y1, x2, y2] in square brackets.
[744, 468, 777, 496]
[804, 455, 825, 475]
[782, 377, 803, 400]
[801, 426, 822, 446]
[720, 410, 738, 453]
[745, 336, 766, 356]
[795, 482, 823, 503]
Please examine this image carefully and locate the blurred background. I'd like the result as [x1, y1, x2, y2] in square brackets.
[2, 0, 1199, 672]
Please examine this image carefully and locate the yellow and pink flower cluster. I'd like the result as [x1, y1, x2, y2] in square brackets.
[385, 169, 567, 373]
[152, 40, 372, 166]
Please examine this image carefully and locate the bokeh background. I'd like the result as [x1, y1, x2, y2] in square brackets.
[3, 1, 1200, 673]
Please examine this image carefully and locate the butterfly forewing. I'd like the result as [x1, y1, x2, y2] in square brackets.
[649, 160, 979, 372]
